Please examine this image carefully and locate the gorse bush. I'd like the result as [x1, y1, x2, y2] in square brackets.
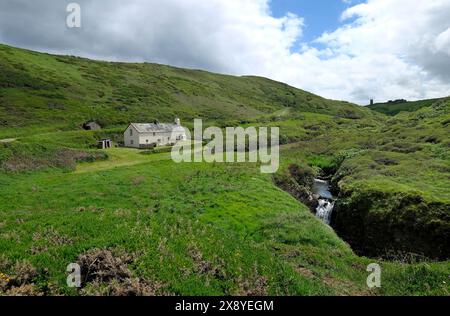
[0, 142, 107, 172]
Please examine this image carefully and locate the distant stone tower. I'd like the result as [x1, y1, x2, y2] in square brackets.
[370, 99, 374, 106]
[174, 117, 181, 126]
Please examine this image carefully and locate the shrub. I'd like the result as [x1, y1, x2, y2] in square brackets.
[288, 164, 315, 187]
[153, 146, 173, 154]
[0, 142, 107, 172]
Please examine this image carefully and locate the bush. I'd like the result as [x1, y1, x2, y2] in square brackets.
[138, 143, 157, 150]
[153, 146, 173, 154]
[288, 164, 315, 187]
[0, 142, 107, 172]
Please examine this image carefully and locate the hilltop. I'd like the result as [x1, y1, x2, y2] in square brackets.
[367, 98, 449, 116]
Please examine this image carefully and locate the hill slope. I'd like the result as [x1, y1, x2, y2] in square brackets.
[367, 98, 449, 116]
[0, 43, 376, 138]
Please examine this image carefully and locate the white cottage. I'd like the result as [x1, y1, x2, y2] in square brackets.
[124, 118, 187, 148]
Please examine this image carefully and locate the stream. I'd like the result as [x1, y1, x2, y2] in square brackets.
[313, 179, 335, 225]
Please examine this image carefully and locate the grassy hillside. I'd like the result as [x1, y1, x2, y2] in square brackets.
[278, 100, 450, 260]
[0, 44, 449, 296]
[1, 149, 448, 296]
[367, 98, 448, 116]
[0, 43, 375, 138]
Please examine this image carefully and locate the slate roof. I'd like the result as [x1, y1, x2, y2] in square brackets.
[130, 123, 184, 133]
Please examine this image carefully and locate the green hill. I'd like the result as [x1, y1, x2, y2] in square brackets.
[0, 43, 375, 138]
[0, 44, 449, 296]
[367, 98, 448, 116]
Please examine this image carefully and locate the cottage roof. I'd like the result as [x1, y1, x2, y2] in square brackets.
[130, 123, 184, 133]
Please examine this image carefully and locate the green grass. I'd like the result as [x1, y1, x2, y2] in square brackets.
[0, 152, 335, 295]
[368, 98, 448, 116]
[75, 148, 170, 173]
[1, 149, 448, 296]
[0, 43, 378, 138]
[276, 100, 450, 261]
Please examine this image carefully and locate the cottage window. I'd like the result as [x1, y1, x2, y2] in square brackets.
[130, 129, 133, 136]
[130, 140, 134, 145]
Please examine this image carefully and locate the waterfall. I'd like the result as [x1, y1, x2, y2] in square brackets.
[313, 179, 335, 225]
[316, 199, 335, 225]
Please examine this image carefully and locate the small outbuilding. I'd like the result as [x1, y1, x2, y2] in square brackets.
[83, 121, 102, 131]
[98, 139, 113, 149]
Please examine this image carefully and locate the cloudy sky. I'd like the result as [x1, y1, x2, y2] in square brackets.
[0, 0, 449, 104]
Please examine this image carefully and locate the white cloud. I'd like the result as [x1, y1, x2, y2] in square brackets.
[434, 27, 450, 55]
[0, 0, 449, 104]
[280, 0, 450, 103]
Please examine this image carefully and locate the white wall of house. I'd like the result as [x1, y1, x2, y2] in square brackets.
[124, 125, 140, 148]
[171, 126, 187, 142]
[139, 132, 171, 146]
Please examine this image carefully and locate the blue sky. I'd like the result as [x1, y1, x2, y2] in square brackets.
[270, 0, 363, 43]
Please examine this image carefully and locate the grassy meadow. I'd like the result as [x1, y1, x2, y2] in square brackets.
[1, 147, 448, 296]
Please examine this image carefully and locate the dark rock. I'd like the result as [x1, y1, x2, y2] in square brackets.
[82, 121, 101, 131]
[333, 188, 450, 261]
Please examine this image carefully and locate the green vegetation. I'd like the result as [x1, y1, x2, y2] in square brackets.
[279, 101, 450, 261]
[0, 43, 374, 138]
[368, 98, 448, 116]
[0, 141, 107, 173]
[1, 150, 448, 296]
[0, 44, 449, 296]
